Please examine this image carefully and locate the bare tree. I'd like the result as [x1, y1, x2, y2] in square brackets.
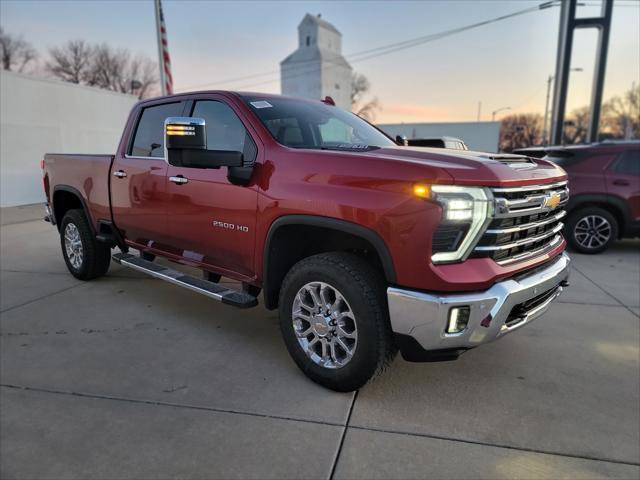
[85, 44, 128, 91]
[120, 55, 157, 99]
[86, 44, 158, 98]
[601, 84, 640, 140]
[351, 72, 379, 121]
[563, 106, 590, 144]
[499, 113, 544, 152]
[83, 44, 157, 99]
[0, 28, 37, 72]
[47, 40, 92, 83]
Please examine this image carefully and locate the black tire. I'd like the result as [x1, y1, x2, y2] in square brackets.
[60, 209, 111, 280]
[278, 252, 397, 392]
[565, 206, 618, 254]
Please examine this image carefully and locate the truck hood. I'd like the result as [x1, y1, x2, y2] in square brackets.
[364, 146, 566, 186]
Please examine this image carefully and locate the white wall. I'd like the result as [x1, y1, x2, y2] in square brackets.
[0, 71, 138, 207]
[378, 121, 501, 153]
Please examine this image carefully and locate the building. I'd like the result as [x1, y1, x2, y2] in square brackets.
[378, 121, 501, 153]
[0, 71, 137, 207]
[281, 14, 352, 110]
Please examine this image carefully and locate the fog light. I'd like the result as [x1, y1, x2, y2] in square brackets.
[447, 306, 470, 334]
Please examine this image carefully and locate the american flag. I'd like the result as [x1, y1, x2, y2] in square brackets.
[155, 0, 173, 95]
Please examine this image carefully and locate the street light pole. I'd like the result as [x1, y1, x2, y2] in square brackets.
[492, 106, 511, 121]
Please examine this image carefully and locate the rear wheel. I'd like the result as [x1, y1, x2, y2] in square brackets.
[278, 252, 396, 392]
[566, 207, 618, 254]
[60, 209, 111, 280]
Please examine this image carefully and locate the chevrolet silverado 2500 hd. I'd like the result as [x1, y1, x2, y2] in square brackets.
[43, 92, 570, 391]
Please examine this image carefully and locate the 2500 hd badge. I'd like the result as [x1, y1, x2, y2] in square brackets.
[212, 220, 249, 232]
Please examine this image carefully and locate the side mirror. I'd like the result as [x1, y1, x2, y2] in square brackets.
[164, 116, 244, 169]
[395, 135, 408, 146]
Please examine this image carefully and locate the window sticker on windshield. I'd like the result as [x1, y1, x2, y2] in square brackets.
[250, 100, 273, 109]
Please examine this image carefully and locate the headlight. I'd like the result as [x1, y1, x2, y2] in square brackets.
[429, 185, 492, 264]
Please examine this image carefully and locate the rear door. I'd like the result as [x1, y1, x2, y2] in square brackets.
[605, 149, 640, 223]
[111, 101, 185, 248]
[164, 97, 259, 278]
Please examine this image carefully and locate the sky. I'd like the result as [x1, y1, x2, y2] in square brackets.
[1, 0, 639, 123]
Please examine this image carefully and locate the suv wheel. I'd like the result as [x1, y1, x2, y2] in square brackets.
[566, 206, 618, 254]
[60, 209, 111, 280]
[279, 252, 397, 392]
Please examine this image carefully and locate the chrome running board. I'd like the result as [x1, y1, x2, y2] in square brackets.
[112, 253, 258, 308]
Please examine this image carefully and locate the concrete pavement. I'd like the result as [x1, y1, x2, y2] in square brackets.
[1, 204, 639, 479]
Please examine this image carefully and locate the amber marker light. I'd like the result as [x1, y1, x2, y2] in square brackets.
[166, 125, 195, 136]
[413, 184, 430, 199]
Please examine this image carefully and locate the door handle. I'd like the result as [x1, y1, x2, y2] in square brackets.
[613, 179, 630, 186]
[170, 175, 189, 185]
[113, 170, 127, 178]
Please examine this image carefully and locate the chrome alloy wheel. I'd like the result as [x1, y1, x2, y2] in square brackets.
[64, 223, 83, 269]
[292, 282, 357, 369]
[574, 215, 612, 250]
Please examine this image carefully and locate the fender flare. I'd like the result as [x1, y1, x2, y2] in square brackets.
[262, 215, 397, 310]
[52, 185, 96, 234]
[568, 193, 629, 231]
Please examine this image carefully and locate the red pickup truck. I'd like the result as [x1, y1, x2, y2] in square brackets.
[42, 91, 570, 391]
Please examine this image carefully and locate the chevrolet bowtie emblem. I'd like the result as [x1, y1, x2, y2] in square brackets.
[544, 192, 561, 209]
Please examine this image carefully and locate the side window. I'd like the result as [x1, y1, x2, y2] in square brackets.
[610, 150, 640, 176]
[192, 101, 247, 152]
[130, 102, 184, 157]
[192, 100, 257, 165]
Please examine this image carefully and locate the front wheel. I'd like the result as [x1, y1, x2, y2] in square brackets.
[60, 209, 111, 280]
[278, 252, 397, 392]
[565, 207, 618, 254]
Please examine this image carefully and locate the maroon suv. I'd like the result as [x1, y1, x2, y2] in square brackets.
[516, 141, 639, 253]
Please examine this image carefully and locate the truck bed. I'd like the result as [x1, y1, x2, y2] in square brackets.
[43, 153, 114, 230]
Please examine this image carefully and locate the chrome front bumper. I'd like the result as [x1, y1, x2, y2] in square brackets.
[387, 253, 570, 360]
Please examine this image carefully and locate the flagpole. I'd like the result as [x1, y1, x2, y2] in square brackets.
[154, 0, 167, 96]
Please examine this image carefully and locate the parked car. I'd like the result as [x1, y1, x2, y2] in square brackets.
[407, 136, 468, 150]
[42, 91, 570, 391]
[515, 142, 639, 254]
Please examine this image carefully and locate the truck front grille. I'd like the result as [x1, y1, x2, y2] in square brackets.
[472, 181, 569, 265]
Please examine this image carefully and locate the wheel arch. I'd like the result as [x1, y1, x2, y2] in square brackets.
[52, 185, 95, 234]
[262, 215, 396, 310]
[567, 193, 627, 237]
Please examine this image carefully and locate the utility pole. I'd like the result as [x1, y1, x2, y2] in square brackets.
[477, 101, 482, 121]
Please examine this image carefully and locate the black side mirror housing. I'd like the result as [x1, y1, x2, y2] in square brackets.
[177, 149, 244, 169]
[395, 135, 408, 146]
[164, 117, 244, 169]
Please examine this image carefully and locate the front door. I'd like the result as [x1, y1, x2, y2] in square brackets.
[111, 101, 185, 249]
[164, 98, 259, 278]
[605, 149, 640, 223]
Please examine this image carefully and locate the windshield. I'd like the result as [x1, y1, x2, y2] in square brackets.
[243, 96, 395, 150]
